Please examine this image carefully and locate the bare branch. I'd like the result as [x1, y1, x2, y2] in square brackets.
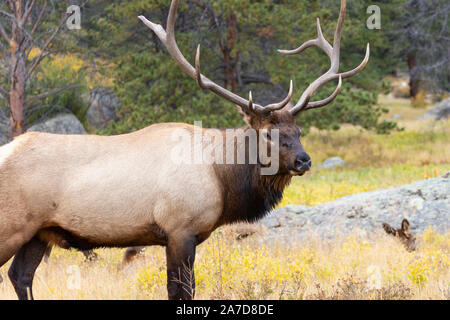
[21, 0, 36, 27]
[31, 0, 47, 35]
[0, 84, 9, 96]
[25, 84, 81, 104]
[0, 20, 11, 43]
[27, 11, 68, 77]
[0, 9, 16, 20]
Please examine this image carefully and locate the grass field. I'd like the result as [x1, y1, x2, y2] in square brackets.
[0, 96, 449, 300]
[0, 227, 448, 300]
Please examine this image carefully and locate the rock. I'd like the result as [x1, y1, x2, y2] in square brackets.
[316, 157, 345, 169]
[418, 98, 450, 120]
[392, 114, 403, 120]
[0, 116, 10, 146]
[87, 87, 121, 129]
[259, 173, 450, 242]
[27, 114, 86, 135]
[260, 205, 311, 229]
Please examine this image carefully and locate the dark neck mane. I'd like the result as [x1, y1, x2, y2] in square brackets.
[215, 163, 292, 226]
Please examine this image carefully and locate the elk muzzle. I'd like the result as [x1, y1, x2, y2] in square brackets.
[293, 151, 311, 175]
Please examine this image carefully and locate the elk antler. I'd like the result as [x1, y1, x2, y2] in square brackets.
[138, 0, 293, 115]
[278, 0, 370, 115]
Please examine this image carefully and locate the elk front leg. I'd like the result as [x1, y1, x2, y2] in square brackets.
[8, 237, 48, 300]
[165, 235, 196, 300]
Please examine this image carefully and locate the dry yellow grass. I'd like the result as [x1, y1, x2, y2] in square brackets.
[0, 227, 448, 300]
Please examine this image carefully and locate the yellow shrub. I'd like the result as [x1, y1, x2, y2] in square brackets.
[408, 262, 429, 287]
[412, 91, 427, 108]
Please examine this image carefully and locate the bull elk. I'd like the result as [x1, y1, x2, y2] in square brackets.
[0, 0, 368, 300]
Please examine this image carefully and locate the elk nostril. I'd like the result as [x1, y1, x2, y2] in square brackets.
[295, 152, 311, 171]
[296, 152, 311, 164]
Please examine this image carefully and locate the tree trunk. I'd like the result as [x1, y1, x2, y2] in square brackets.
[9, 0, 26, 138]
[9, 65, 26, 138]
[220, 11, 238, 91]
[407, 54, 419, 99]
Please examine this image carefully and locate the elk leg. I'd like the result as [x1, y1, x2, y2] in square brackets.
[0, 232, 35, 269]
[118, 246, 146, 271]
[43, 245, 52, 263]
[8, 237, 47, 300]
[82, 250, 98, 262]
[165, 236, 196, 300]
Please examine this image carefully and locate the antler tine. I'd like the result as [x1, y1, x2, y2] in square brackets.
[330, 0, 346, 72]
[278, 18, 332, 58]
[340, 43, 370, 78]
[139, 0, 293, 116]
[195, 44, 208, 89]
[302, 75, 342, 111]
[276, 0, 369, 115]
[263, 80, 294, 112]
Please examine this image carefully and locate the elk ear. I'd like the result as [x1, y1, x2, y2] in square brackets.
[236, 105, 252, 125]
[382, 222, 396, 236]
[401, 219, 412, 237]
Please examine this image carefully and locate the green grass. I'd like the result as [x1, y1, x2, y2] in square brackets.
[281, 164, 450, 207]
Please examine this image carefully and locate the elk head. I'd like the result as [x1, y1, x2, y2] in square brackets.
[382, 219, 417, 252]
[139, 0, 369, 176]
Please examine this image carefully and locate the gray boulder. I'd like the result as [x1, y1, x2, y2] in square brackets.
[418, 98, 450, 120]
[316, 156, 345, 169]
[27, 113, 86, 135]
[0, 116, 10, 146]
[87, 87, 121, 129]
[260, 172, 450, 242]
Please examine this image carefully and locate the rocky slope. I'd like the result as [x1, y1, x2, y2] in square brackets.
[257, 172, 450, 242]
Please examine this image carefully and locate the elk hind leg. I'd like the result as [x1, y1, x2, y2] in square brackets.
[8, 237, 47, 300]
[82, 250, 98, 262]
[118, 246, 146, 271]
[0, 230, 36, 269]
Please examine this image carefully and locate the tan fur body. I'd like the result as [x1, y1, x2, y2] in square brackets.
[0, 123, 223, 255]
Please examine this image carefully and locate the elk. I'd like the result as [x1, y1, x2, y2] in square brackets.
[0, 0, 368, 300]
[42, 245, 145, 267]
[42, 245, 99, 264]
[382, 219, 416, 252]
